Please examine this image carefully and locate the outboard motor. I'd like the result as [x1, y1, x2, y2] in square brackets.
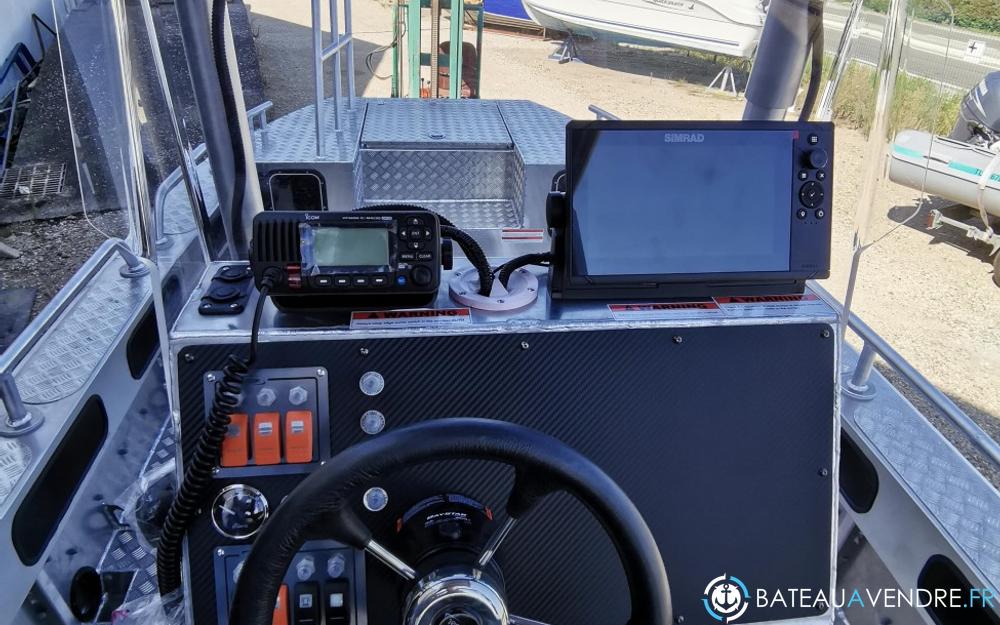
[951, 71, 1000, 149]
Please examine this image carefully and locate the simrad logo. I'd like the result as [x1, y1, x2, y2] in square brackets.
[664, 132, 705, 143]
[703, 574, 750, 623]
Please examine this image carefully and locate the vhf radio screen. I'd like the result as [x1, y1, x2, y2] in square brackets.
[563, 121, 833, 294]
[305, 226, 390, 269]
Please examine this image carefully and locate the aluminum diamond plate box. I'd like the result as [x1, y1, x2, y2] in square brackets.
[361, 99, 512, 149]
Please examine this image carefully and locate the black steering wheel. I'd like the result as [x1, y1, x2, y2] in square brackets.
[229, 418, 672, 625]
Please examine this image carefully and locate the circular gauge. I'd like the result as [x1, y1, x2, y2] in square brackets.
[211, 484, 269, 540]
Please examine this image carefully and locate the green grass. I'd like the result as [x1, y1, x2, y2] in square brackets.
[827, 60, 963, 135]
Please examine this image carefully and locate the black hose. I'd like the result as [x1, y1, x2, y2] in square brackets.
[496, 252, 554, 288]
[211, 0, 248, 253]
[356, 204, 494, 296]
[441, 224, 493, 295]
[156, 277, 277, 597]
[799, 0, 825, 122]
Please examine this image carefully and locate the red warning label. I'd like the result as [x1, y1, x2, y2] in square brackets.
[714, 293, 820, 305]
[350, 308, 472, 329]
[609, 301, 722, 321]
[714, 291, 829, 318]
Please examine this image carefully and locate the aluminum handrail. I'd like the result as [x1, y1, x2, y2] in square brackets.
[312, 0, 357, 156]
[813, 283, 1000, 469]
[0, 238, 147, 375]
[588, 104, 620, 120]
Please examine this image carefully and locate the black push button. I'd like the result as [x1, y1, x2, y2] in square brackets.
[799, 181, 824, 208]
[333, 276, 350, 287]
[408, 227, 423, 239]
[422, 228, 433, 240]
[371, 275, 388, 287]
[398, 229, 409, 240]
[406, 217, 423, 226]
[352, 276, 369, 287]
[798, 170, 809, 181]
[399, 252, 416, 261]
[815, 209, 826, 219]
[313, 276, 333, 288]
[407, 241, 424, 251]
[816, 169, 827, 181]
[796, 208, 808, 220]
[808, 133, 820, 145]
[294, 582, 320, 625]
[417, 252, 434, 261]
[324, 581, 350, 625]
[411, 266, 433, 287]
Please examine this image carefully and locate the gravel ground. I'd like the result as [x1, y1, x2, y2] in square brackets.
[247, 0, 1000, 468]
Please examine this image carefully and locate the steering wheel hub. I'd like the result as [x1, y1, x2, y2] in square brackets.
[404, 565, 508, 625]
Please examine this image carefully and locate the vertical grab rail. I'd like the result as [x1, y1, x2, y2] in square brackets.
[311, 0, 357, 157]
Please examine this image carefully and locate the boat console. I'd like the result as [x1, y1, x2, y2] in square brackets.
[2, 3, 1000, 625]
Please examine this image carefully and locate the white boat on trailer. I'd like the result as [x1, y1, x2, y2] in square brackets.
[520, 0, 767, 58]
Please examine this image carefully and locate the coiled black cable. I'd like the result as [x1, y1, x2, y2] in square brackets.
[496, 252, 554, 289]
[357, 204, 494, 296]
[156, 276, 275, 596]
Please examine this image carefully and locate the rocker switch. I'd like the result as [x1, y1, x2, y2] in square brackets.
[293, 582, 320, 625]
[324, 581, 351, 625]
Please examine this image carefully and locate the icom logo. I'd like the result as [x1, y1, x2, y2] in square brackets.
[703, 574, 750, 623]
[664, 132, 705, 143]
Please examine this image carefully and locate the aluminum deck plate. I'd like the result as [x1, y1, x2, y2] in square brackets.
[361, 99, 512, 150]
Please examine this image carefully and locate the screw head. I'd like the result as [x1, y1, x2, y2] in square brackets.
[359, 347, 370, 356]
[216, 548, 225, 557]
[520, 341, 530, 350]
[672, 335, 683, 344]
[821, 328, 832, 338]
[206, 373, 217, 382]
[184, 353, 195, 363]
[317, 368, 326, 377]
[819, 468, 830, 477]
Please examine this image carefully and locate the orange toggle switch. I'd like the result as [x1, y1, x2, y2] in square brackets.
[220, 413, 249, 467]
[284, 411, 314, 463]
[253, 413, 282, 465]
[272, 584, 289, 625]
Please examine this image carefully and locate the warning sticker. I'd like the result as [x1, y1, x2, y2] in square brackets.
[350, 308, 472, 329]
[714, 292, 830, 318]
[609, 301, 722, 321]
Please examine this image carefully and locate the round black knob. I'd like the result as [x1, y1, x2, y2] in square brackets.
[808, 149, 829, 169]
[411, 265, 433, 287]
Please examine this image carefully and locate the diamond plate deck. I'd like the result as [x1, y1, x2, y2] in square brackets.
[499, 100, 569, 165]
[1, 259, 149, 409]
[361, 149, 516, 201]
[361, 99, 512, 149]
[162, 159, 218, 235]
[254, 98, 367, 163]
[97, 416, 176, 604]
[843, 350, 1000, 589]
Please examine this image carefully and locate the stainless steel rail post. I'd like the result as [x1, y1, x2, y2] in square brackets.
[742, 0, 812, 121]
[175, 0, 238, 258]
[312, 0, 357, 156]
